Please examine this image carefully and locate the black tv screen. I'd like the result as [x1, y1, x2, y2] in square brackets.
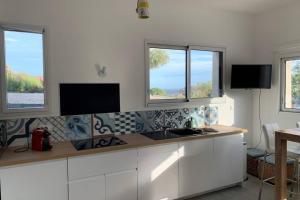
[60, 83, 120, 116]
[231, 65, 272, 89]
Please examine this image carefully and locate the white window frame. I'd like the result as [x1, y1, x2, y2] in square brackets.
[280, 55, 300, 113]
[0, 24, 49, 116]
[145, 41, 225, 107]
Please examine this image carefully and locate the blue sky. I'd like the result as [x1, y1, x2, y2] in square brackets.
[4, 32, 213, 89]
[4, 31, 43, 76]
[150, 49, 213, 90]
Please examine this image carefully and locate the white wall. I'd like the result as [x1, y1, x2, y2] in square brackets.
[0, 0, 254, 142]
[253, 2, 300, 148]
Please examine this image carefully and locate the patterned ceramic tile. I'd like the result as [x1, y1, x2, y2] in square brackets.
[28, 116, 67, 143]
[164, 109, 179, 128]
[65, 115, 92, 140]
[93, 113, 115, 136]
[135, 112, 153, 133]
[205, 106, 219, 126]
[0, 106, 219, 144]
[135, 110, 164, 132]
[190, 106, 205, 127]
[114, 112, 136, 135]
[5, 118, 32, 146]
[6, 119, 26, 137]
[5, 118, 26, 145]
[152, 110, 165, 130]
[165, 108, 191, 128]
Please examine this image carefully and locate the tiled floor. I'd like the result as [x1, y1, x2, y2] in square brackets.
[188, 175, 274, 200]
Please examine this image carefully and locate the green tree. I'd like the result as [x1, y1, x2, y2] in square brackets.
[6, 68, 44, 93]
[149, 48, 169, 69]
[191, 82, 212, 98]
[150, 88, 167, 96]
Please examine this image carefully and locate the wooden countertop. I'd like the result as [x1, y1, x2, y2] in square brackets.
[0, 125, 247, 168]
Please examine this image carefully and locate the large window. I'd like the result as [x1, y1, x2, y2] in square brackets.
[146, 43, 224, 105]
[0, 25, 47, 113]
[281, 57, 300, 112]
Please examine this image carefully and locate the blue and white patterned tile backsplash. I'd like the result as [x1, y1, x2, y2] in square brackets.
[165, 108, 191, 128]
[204, 106, 218, 126]
[65, 115, 92, 140]
[93, 113, 115, 136]
[114, 112, 136, 135]
[0, 106, 219, 146]
[190, 106, 205, 127]
[6, 119, 26, 139]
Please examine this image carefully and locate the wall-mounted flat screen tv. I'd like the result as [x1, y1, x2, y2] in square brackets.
[60, 83, 120, 116]
[231, 65, 272, 89]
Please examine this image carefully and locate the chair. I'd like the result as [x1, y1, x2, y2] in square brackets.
[262, 123, 279, 153]
[258, 123, 298, 200]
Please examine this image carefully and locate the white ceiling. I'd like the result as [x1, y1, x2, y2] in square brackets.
[200, 0, 297, 14]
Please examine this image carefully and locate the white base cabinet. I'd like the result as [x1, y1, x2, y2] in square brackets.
[178, 134, 244, 198]
[0, 159, 68, 200]
[68, 134, 243, 200]
[138, 143, 179, 200]
[106, 169, 137, 200]
[68, 149, 138, 200]
[69, 170, 137, 200]
[0, 133, 244, 200]
[69, 175, 105, 200]
[213, 134, 244, 188]
[178, 138, 214, 197]
[68, 149, 137, 181]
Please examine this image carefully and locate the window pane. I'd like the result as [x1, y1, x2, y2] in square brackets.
[149, 48, 186, 100]
[285, 59, 300, 109]
[4, 30, 45, 109]
[191, 50, 219, 98]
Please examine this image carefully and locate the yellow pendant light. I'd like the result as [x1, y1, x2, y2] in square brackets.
[136, 0, 150, 19]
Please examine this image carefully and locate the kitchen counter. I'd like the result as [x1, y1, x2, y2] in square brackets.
[0, 125, 247, 168]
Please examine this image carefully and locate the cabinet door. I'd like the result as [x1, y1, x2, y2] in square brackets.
[68, 149, 137, 181]
[213, 134, 244, 188]
[178, 138, 214, 197]
[69, 175, 105, 200]
[106, 169, 137, 200]
[0, 159, 68, 200]
[138, 143, 179, 200]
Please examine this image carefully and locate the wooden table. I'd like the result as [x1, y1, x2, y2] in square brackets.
[275, 128, 300, 200]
